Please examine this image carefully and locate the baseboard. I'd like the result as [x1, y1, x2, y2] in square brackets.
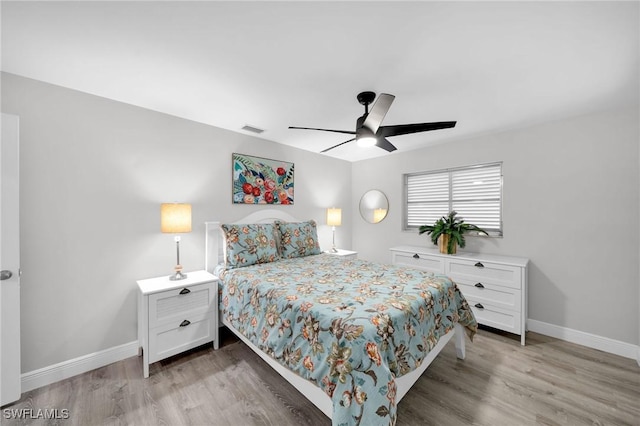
[528, 319, 638, 362]
[21, 341, 139, 393]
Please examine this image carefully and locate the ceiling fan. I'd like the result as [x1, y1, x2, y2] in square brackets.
[289, 91, 457, 153]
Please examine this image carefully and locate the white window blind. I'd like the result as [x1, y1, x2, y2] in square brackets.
[404, 162, 502, 234]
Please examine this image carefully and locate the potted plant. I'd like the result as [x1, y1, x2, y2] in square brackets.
[418, 211, 488, 254]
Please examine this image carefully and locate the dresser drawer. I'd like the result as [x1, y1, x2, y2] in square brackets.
[466, 298, 522, 335]
[148, 310, 214, 363]
[447, 258, 522, 290]
[455, 278, 521, 312]
[149, 282, 214, 328]
[391, 251, 445, 274]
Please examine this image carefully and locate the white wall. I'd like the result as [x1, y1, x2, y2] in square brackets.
[2, 70, 638, 373]
[352, 108, 639, 346]
[1, 72, 353, 372]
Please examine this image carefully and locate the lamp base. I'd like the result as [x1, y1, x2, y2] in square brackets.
[169, 265, 187, 281]
[169, 271, 188, 281]
[330, 226, 338, 253]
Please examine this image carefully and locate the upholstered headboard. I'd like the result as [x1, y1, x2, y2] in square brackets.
[204, 209, 302, 274]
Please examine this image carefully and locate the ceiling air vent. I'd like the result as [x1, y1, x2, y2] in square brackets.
[241, 124, 265, 134]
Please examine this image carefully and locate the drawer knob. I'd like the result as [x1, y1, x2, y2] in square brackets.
[179, 319, 191, 327]
[474, 262, 484, 268]
[474, 303, 484, 309]
[179, 288, 191, 295]
[474, 282, 485, 288]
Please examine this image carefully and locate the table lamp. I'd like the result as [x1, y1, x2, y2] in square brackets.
[161, 203, 192, 280]
[326, 207, 342, 253]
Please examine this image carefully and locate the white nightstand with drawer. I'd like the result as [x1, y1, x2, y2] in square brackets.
[137, 270, 218, 378]
[390, 245, 528, 345]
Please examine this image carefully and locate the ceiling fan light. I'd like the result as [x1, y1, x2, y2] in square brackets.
[356, 126, 377, 147]
[357, 136, 377, 147]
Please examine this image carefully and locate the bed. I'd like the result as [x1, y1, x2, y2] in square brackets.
[205, 210, 477, 425]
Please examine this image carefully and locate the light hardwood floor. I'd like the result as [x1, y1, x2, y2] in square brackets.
[3, 326, 639, 425]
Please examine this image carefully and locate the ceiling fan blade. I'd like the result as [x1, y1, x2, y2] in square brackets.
[320, 138, 356, 153]
[380, 121, 457, 137]
[289, 126, 356, 135]
[376, 138, 397, 152]
[362, 93, 395, 133]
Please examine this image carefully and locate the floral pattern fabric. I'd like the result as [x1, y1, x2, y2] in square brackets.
[218, 253, 477, 425]
[221, 223, 280, 269]
[275, 220, 321, 258]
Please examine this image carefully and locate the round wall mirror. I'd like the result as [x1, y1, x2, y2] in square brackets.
[359, 190, 389, 224]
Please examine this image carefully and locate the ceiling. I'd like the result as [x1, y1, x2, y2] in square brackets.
[2, 1, 638, 162]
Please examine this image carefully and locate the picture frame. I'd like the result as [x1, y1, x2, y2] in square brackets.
[232, 153, 294, 205]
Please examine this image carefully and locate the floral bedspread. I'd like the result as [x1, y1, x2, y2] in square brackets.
[217, 254, 477, 426]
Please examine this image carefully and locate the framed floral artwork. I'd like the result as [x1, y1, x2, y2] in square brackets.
[232, 153, 294, 204]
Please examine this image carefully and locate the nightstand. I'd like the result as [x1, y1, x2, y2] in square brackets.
[325, 249, 358, 259]
[137, 270, 218, 378]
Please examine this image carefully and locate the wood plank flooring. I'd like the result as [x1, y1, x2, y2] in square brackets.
[3, 326, 639, 425]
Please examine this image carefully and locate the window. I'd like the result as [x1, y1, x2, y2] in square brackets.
[404, 162, 503, 235]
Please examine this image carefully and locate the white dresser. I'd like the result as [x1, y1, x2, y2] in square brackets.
[390, 245, 529, 345]
[137, 270, 218, 377]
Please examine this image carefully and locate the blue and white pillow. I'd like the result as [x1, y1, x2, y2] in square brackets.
[275, 220, 321, 259]
[221, 223, 280, 269]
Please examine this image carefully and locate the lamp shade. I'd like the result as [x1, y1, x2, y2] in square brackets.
[161, 203, 192, 233]
[326, 208, 342, 227]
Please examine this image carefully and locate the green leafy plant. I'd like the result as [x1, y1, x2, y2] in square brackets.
[418, 211, 488, 254]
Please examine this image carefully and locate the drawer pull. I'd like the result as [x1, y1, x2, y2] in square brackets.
[474, 262, 484, 268]
[474, 282, 485, 288]
[474, 303, 484, 309]
[412, 253, 420, 259]
[179, 319, 191, 327]
[179, 288, 191, 295]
